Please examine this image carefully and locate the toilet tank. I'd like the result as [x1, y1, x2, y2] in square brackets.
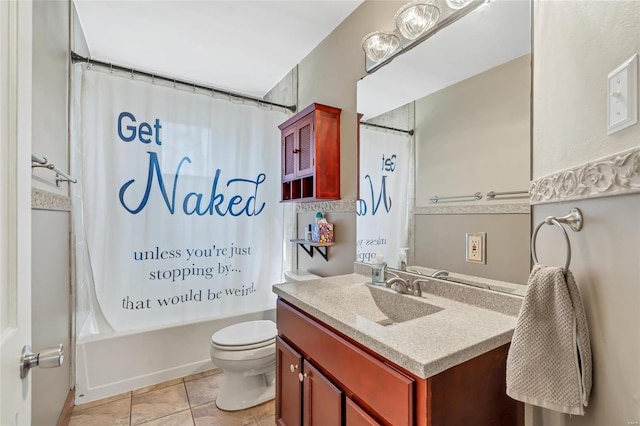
[284, 270, 321, 282]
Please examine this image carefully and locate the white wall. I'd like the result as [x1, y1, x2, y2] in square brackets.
[531, 1, 640, 424]
[31, 1, 72, 425]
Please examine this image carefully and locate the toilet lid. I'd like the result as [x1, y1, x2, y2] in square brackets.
[211, 320, 277, 347]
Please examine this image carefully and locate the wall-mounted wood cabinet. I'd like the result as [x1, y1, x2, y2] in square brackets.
[278, 103, 341, 202]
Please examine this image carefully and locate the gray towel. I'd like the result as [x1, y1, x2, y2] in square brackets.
[506, 264, 592, 415]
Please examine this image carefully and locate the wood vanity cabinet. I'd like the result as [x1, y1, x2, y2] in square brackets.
[278, 103, 341, 202]
[275, 299, 523, 426]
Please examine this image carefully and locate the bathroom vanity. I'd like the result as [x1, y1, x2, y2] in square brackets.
[272, 272, 524, 426]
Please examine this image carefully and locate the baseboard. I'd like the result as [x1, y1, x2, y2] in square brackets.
[56, 387, 75, 426]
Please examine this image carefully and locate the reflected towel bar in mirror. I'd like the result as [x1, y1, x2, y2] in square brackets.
[486, 190, 529, 200]
[430, 192, 482, 203]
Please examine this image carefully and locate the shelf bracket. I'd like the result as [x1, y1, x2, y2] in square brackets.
[291, 240, 333, 262]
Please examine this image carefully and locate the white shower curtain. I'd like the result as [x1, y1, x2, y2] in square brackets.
[357, 127, 411, 269]
[72, 67, 287, 333]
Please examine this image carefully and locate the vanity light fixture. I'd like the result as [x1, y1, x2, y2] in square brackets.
[361, 31, 401, 63]
[362, 0, 487, 72]
[394, 1, 441, 40]
[445, 0, 475, 10]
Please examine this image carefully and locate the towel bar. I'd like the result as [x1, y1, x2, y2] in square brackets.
[530, 208, 583, 275]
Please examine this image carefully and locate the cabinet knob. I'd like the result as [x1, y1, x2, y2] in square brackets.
[292, 149, 300, 154]
[298, 372, 308, 382]
[289, 364, 298, 373]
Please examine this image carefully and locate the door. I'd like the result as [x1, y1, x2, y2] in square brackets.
[276, 337, 303, 426]
[302, 361, 342, 426]
[346, 398, 383, 426]
[281, 126, 297, 182]
[295, 115, 315, 178]
[1, 1, 33, 425]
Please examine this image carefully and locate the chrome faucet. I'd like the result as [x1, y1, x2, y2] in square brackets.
[431, 270, 449, 278]
[385, 276, 411, 294]
[385, 271, 422, 296]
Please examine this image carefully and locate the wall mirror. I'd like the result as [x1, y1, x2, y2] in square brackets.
[357, 0, 532, 295]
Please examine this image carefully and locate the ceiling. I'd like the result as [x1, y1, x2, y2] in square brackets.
[357, 0, 531, 120]
[73, 0, 363, 98]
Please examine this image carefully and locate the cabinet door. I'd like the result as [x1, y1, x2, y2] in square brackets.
[346, 398, 383, 426]
[282, 127, 297, 181]
[276, 337, 303, 426]
[302, 360, 343, 426]
[295, 115, 315, 178]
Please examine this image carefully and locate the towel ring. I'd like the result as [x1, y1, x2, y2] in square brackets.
[530, 208, 583, 275]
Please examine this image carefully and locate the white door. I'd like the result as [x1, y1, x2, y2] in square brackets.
[1, 1, 33, 425]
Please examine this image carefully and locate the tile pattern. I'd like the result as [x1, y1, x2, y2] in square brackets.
[69, 370, 275, 426]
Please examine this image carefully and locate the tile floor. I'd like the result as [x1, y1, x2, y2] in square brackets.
[69, 369, 275, 426]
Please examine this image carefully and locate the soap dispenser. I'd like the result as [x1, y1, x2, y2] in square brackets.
[398, 248, 408, 271]
[371, 252, 387, 285]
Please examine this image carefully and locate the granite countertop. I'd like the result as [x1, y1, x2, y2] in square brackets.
[272, 272, 522, 379]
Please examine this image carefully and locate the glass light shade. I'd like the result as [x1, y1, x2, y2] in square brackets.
[445, 0, 474, 10]
[394, 1, 440, 41]
[361, 31, 401, 62]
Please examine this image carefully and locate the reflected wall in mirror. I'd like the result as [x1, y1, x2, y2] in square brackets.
[357, 0, 531, 294]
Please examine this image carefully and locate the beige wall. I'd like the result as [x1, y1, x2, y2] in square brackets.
[31, 1, 72, 425]
[531, 1, 640, 425]
[533, 1, 640, 178]
[293, 0, 404, 276]
[414, 213, 530, 285]
[416, 54, 531, 206]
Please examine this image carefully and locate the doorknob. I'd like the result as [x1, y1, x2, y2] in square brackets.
[20, 344, 64, 379]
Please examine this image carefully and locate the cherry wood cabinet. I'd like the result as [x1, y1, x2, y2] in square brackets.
[276, 298, 523, 426]
[276, 337, 302, 426]
[278, 103, 341, 202]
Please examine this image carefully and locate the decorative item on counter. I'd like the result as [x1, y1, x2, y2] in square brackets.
[305, 224, 312, 241]
[398, 248, 408, 271]
[315, 211, 324, 223]
[371, 252, 386, 285]
[311, 218, 334, 243]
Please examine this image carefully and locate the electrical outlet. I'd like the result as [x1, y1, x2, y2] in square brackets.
[466, 233, 486, 264]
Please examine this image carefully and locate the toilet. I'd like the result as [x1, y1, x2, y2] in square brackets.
[210, 270, 320, 411]
[210, 320, 277, 411]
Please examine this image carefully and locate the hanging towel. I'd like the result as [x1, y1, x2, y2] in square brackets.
[506, 264, 592, 415]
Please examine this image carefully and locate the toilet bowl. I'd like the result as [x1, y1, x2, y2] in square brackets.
[210, 319, 277, 411]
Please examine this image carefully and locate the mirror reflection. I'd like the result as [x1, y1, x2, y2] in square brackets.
[357, 0, 531, 295]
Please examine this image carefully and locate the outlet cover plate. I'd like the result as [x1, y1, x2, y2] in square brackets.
[607, 54, 638, 135]
[466, 233, 486, 264]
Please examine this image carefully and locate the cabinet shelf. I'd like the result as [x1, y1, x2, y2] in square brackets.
[290, 239, 335, 261]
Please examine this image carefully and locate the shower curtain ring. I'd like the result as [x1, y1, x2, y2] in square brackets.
[193, 83, 196, 93]
[87, 58, 91, 70]
[110, 63, 113, 74]
[131, 68, 135, 79]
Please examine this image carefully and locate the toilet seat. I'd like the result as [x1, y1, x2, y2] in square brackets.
[211, 320, 277, 351]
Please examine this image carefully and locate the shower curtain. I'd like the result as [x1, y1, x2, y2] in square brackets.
[72, 66, 287, 333]
[357, 127, 411, 269]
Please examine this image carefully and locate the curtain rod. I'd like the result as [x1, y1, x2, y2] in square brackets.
[71, 52, 297, 113]
[360, 121, 414, 136]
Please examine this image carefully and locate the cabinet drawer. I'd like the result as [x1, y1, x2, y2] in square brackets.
[277, 300, 414, 426]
